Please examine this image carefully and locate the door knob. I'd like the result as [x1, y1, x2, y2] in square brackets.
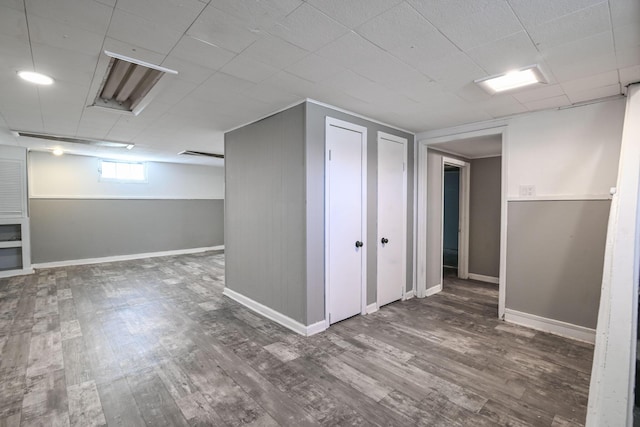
[381, 237, 389, 244]
[355, 241, 364, 248]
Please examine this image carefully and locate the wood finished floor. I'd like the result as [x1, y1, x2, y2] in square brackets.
[0, 251, 594, 426]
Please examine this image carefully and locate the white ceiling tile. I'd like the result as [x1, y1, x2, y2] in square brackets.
[268, 3, 348, 51]
[150, 78, 198, 106]
[107, 9, 183, 55]
[560, 70, 618, 92]
[527, 3, 611, 50]
[466, 31, 541, 75]
[565, 83, 621, 103]
[619, 65, 640, 85]
[523, 94, 571, 111]
[615, 46, 640, 69]
[193, 72, 255, 101]
[507, 0, 604, 28]
[187, 5, 259, 53]
[241, 35, 308, 68]
[168, 36, 236, 71]
[613, 22, 640, 51]
[263, 70, 319, 97]
[0, 34, 32, 71]
[286, 54, 345, 83]
[480, 96, 528, 118]
[208, 0, 302, 30]
[161, 55, 216, 84]
[26, 0, 113, 35]
[220, 55, 279, 83]
[357, 2, 459, 63]
[609, 0, 640, 28]
[306, 0, 402, 29]
[415, 52, 485, 89]
[240, 83, 301, 105]
[102, 37, 166, 65]
[115, 0, 206, 33]
[542, 31, 616, 81]
[0, 5, 28, 39]
[31, 43, 98, 87]
[408, 0, 523, 50]
[315, 32, 384, 70]
[2, 0, 24, 11]
[28, 15, 105, 56]
[512, 84, 566, 103]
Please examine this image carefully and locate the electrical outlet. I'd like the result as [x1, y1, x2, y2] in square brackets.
[519, 185, 536, 197]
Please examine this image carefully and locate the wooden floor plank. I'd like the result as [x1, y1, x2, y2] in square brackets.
[0, 252, 593, 426]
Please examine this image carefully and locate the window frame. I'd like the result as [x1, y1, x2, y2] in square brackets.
[98, 159, 148, 183]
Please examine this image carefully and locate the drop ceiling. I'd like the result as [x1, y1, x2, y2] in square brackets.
[0, 0, 638, 165]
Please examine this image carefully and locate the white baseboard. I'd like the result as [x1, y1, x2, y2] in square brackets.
[425, 284, 443, 297]
[403, 290, 415, 300]
[504, 309, 596, 344]
[0, 268, 34, 279]
[468, 273, 499, 284]
[366, 303, 378, 314]
[223, 287, 326, 337]
[32, 245, 224, 269]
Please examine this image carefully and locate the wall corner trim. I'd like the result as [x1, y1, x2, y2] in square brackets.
[468, 273, 500, 284]
[32, 246, 224, 269]
[504, 309, 596, 344]
[366, 303, 379, 314]
[403, 290, 415, 300]
[425, 284, 443, 297]
[222, 287, 327, 337]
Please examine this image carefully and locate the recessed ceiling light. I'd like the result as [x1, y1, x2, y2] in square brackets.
[475, 65, 546, 94]
[18, 71, 54, 85]
[52, 148, 63, 156]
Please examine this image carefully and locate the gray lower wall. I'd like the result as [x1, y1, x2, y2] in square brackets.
[225, 104, 307, 324]
[305, 103, 415, 324]
[469, 156, 501, 278]
[505, 200, 610, 329]
[30, 198, 224, 263]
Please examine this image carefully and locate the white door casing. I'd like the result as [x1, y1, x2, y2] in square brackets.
[377, 132, 407, 307]
[441, 156, 470, 283]
[325, 117, 367, 325]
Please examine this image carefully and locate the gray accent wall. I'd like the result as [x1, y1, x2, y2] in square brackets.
[225, 104, 307, 324]
[30, 199, 224, 263]
[305, 102, 415, 324]
[469, 156, 501, 278]
[506, 200, 610, 329]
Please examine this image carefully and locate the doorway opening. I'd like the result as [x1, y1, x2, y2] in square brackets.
[443, 164, 460, 279]
[416, 130, 505, 317]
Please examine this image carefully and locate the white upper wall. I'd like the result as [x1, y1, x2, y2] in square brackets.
[29, 151, 224, 199]
[507, 98, 625, 199]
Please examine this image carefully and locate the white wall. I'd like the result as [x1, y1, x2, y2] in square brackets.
[29, 151, 224, 199]
[507, 98, 625, 199]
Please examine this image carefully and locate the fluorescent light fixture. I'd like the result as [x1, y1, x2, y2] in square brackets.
[91, 51, 177, 115]
[52, 148, 63, 156]
[18, 71, 54, 85]
[126, 144, 134, 150]
[475, 65, 546, 94]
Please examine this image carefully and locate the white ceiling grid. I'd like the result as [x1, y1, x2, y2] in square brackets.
[0, 0, 636, 164]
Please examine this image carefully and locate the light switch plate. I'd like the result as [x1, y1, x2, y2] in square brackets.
[519, 185, 536, 197]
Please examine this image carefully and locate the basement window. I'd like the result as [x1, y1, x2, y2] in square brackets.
[100, 160, 147, 183]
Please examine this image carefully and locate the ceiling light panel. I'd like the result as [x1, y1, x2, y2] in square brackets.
[475, 65, 547, 94]
[92, 51, 177, 115]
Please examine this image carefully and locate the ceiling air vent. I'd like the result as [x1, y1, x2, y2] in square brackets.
[91, 51, 177, 116]
[178, 150, 224, 159]
[14, 131, 134, 149]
